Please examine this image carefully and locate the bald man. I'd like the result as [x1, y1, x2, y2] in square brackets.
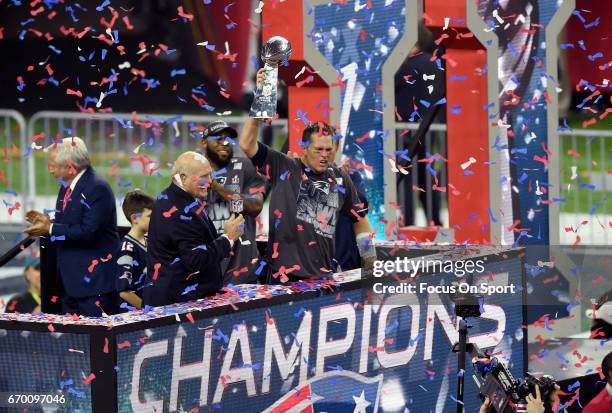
[143, 152, 245, 307]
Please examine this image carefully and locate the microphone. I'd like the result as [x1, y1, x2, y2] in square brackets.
[229, 194, 244, 245]
[230, 193, 243, 217]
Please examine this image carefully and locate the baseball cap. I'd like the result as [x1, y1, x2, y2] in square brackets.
[203, 120, 238, 140]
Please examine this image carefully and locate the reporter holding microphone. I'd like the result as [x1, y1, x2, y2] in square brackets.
[143, 152, 244, 307]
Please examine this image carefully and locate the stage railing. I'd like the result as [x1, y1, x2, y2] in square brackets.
[0, 109, 28, 222]
[558, 128, 612, 245]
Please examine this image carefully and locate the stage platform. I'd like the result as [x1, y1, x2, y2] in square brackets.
[1, 245, 529, 412]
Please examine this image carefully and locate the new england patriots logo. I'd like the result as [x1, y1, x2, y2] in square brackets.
[263, 371, 382, 413]
[311, 181, 331, 196]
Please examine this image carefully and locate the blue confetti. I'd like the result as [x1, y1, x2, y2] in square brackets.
[170, 68, 187, 77]
[48, 44, 62, 54]
[181, 284, 198, 295]
[487, 208, 497, 223]
[59, 379, 73, 389]
[589, 197, 606, 215]
[184, 200, 199, 213]
[96, 0, 110, 11]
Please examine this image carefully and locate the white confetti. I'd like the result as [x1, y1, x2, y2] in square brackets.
[294, 65, 306, 79]
[460, 157, 476, 170]
[570, 166, 578, 180]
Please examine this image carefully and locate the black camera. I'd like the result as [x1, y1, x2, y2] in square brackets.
[473, 353, 557, 412]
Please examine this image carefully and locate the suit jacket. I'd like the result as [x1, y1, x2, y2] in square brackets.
[51, 167, 119, 298]
[143, 182, 230, 307]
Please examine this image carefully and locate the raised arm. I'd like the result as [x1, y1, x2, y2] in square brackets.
[239, 68, 266, 158]
[239, 117, 261, 158]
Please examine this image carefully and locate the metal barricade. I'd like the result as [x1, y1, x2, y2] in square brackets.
[559, 129, 612, 245]
[25, 111, 288, 214]
[394, 122, 612, 245]
[0, 109, 28, 223]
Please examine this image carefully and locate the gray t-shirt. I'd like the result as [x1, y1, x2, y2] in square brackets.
[251, 144, 366, 279]
[207, 157, 265, 284]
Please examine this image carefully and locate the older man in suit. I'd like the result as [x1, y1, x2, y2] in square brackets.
[143, 151, 244, 307]
[24, 137, 119, 317]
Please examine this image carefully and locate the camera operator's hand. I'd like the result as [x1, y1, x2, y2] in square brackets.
[223, 214, 245, 241]
[479, 397, 491, 413]
[526, 386, 545, 413]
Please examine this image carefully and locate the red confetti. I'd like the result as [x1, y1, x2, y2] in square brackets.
[186, 312, 195, 324]
[271, 242, 279, 259]
[152, 262, 161, 281]
[117, 340, 132, 349]
[177, 6, 194, 22]
[88, 259, 100, 273]
[82, 373, 96, 385]
[66, 88, 83, 98]
[163, 206, 178, 218]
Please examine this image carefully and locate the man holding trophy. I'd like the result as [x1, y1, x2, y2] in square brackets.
[240, 36, 374, 284]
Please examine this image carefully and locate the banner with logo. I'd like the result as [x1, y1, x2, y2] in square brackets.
[117, 258, 524, 412]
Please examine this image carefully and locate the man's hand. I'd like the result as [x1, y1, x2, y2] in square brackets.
[256, 68, 266, 89]
[479, 397, 491, 413]
[339, 158, 350, 174]
[24, 212, 51, 236]
[526, 386, 545, 413]
[24, 220, 51, 236]
[223, 214, 245, 241]
[25, 210, 46, 224]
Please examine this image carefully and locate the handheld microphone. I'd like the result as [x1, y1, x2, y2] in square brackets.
[230, 193, 243, 217]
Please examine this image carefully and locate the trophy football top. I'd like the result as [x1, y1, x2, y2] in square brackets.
[261, 36, 292, 65]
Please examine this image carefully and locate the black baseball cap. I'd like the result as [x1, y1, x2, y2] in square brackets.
[203, 120, 238, 140]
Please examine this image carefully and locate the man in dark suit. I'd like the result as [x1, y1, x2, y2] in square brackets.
[24, 137, 119, 317]
[143, 151, 244, 307]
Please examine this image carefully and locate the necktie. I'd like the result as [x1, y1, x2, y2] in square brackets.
[62, 187, 72, 211]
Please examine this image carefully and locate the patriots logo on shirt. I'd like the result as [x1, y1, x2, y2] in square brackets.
[263, 371, 382, 413]
[311, 181, 331, 196]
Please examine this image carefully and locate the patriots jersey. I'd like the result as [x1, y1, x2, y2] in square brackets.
[116, 234, 147, 301]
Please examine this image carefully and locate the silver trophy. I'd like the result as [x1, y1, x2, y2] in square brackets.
[249, 36, 292, 119]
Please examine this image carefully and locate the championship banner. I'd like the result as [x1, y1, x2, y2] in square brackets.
[116, 257, 525, 412]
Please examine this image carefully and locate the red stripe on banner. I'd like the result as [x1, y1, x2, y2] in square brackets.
[269, 385, 311, 413]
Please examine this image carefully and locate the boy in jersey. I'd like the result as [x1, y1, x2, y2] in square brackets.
[116, 190, 154, 310]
